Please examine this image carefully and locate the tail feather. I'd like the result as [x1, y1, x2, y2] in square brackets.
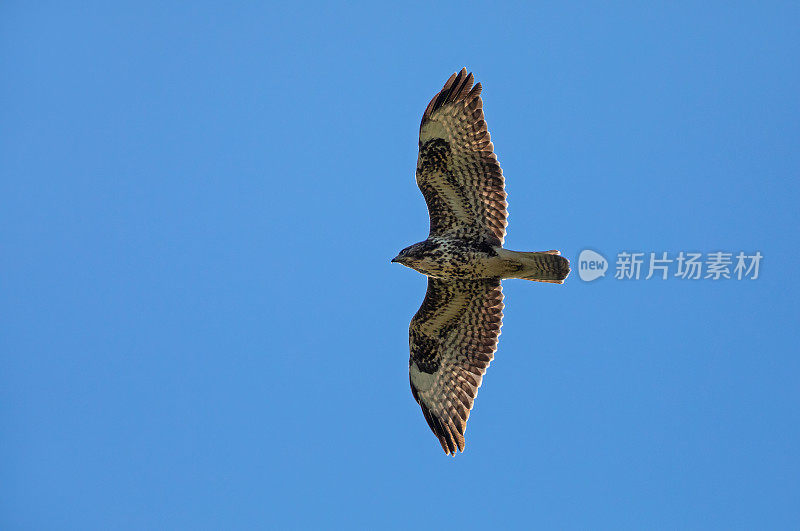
[506, 250, 570, 283]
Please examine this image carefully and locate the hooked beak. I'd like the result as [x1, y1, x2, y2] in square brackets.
[391, 255, 402, 264]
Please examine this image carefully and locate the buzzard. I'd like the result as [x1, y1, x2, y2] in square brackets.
[392, 69, 570, 455]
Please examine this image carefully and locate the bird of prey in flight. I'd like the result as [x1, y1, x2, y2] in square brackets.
[391, 69, 570, 455]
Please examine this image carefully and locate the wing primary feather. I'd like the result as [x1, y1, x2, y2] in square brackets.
[439, 418, 457, 455]
[432, 415, 452, 454]
[424, 71, 458, 122]
[421, 67, 475, 127]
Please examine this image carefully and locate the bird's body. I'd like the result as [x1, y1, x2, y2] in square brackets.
[392, 69, 569, 455]
[394, 237, 567, 282]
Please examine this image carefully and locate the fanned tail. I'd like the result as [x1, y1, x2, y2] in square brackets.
[505, 250, 570, 284]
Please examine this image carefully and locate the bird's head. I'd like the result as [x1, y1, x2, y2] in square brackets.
[391, 245, 416, 266]
[391, 241, 437, 269]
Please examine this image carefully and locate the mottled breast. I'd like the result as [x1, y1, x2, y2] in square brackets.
[413, 238, 499, 280]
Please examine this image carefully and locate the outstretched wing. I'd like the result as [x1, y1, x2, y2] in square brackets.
[409, 278, 504, 455]
[416, 68, 508, 246]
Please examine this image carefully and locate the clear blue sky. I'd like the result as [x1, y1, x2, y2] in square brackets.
[2, 2, 798, 529]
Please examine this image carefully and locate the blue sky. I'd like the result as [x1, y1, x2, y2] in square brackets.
[2, 2, 799, 529]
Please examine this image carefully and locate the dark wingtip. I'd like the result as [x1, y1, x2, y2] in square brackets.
[421, 68, 480, 128]
[412, 378, 466, 456]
